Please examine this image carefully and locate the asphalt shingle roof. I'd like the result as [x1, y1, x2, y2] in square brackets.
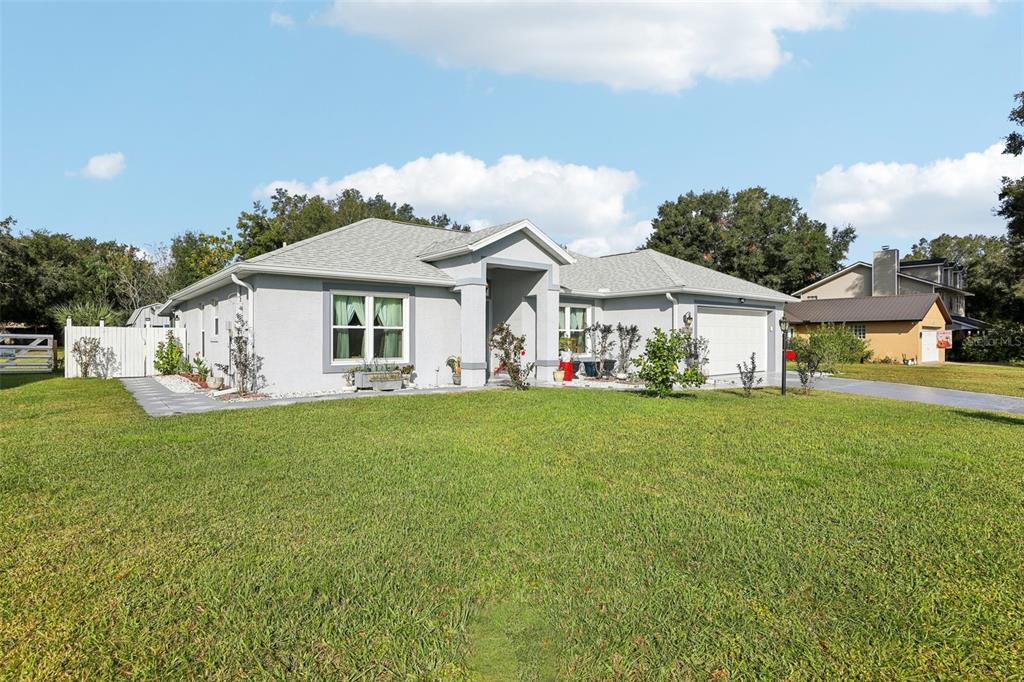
[784, 294, 946, 324]
[208, 219, 791, 300]
[561, 249, 792, 300]
[417, 220, 523, 257]
[246, 218, 456, 283]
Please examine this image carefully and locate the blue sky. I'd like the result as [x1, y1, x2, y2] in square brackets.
[2, 1, 1021, 263]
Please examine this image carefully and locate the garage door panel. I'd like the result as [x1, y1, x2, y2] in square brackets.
[697, 307, 769, 376]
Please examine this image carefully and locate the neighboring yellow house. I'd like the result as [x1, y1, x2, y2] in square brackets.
[784, 294, 952, 364]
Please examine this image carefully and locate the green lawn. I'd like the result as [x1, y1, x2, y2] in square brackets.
[833, 361, 1024, 398]
[2, 376, 1022, 679]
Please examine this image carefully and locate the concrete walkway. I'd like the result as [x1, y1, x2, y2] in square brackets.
[120, 377, 493, 417]
[123, 372, 1024, 418]
[775, 371, 1024, 415]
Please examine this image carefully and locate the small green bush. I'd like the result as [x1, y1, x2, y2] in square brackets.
[961, 322, 1024, 363]
[488, 322, 535, 390]
[49, 299, 126, 329]
[154, 331, 188, 375]
[790, 336, 822, 393]
[637, 328, 707, 397]
[807, 323, 871, 372]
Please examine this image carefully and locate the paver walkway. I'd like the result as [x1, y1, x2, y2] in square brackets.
[120, 377, 491, 417]
[777, 371, 1024, 415]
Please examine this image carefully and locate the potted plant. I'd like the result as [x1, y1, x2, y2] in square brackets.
[353, 361, 375, 389]
[370, 370, 403, 391]
[400, 363, 415, 385]
[446, 355, 462, 385]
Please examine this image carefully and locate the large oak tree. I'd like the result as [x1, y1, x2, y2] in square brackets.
[643, 187, 856, 295]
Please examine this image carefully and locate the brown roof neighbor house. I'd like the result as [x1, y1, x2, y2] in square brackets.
[785, 293, 952, 364]
[790, 246, 983, 330]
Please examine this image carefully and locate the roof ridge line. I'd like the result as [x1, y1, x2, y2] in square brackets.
[247, 218, 373, 263]
[645, 249, 687, 287]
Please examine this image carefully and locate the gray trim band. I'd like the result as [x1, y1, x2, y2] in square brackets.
[461, 362, 487, 370]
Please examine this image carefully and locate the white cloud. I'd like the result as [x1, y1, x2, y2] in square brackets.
[74, 152, 126, 180]
[270, 11, 295, 28]
[258, 152, 650, 255]
[319, 0, 990, 93]
[809, 143, 1023, 243]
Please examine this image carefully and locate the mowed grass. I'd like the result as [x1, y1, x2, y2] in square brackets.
[1, 376, 1023, 679]
[834, 361, 1024, 398]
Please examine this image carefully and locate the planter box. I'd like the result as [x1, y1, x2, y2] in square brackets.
[354, 371, 375, 389]
[371, 378, 403, 392]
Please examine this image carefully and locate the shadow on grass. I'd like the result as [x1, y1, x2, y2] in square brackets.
[630, 390, 698, 400]
[952, 410, 1024, 426]
[0, 371, 61, 390]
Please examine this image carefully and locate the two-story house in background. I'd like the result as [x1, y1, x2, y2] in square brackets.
[784, 246, 985, 364]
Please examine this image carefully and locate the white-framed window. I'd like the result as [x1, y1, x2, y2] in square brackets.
[330, 291, 409, 363]
[852, 323, 866, 339]
[559, 305, 588, 352]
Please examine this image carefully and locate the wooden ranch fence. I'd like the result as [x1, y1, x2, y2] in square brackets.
[64, 325, 187, 378]
[0, 334, 55, 374]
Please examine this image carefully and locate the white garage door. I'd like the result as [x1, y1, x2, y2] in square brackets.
[697, 307, 769, 376]
[920, 328, 939, 363]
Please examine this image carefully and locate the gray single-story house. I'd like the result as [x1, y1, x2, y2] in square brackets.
[158, 218, 795, 393]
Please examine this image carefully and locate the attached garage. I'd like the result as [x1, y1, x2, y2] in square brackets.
[696, 306, 769, 376]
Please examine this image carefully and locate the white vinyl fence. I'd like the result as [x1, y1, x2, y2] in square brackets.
[64, 325, 187, 378]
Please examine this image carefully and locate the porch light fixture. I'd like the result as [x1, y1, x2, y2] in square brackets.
[682, 312, 693, 328]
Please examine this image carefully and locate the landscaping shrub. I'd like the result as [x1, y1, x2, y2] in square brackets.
[681, 333, 710, 376]
[154, 331, 188, 375]
[790, 336, 822, 394]
[70, 337, 102, 377]
[615, 323, 641, 375]
[960, 322, 1024, 363]
[49, 299, 126, 328]
[585, 323, 617, 377]
[191, 353, 210, 381]
[488, 322, 535, 390]
[637, 327, 707, 397]
[806, 323, 871, 371]
[216, 314, 266, 394]
[736, 352, 763, 396]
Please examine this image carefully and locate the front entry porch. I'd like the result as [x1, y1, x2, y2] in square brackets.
[456, 263, 560, 387]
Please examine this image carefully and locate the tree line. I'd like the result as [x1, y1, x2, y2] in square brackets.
[3, 93, 1020, 331]
[0, 189, 470, 330]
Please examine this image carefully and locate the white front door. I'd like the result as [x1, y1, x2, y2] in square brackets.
[697, 307, 769, 376]
[920, 328, 939, 363]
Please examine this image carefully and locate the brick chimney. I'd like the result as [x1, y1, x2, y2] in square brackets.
[872, 246, 899, 296]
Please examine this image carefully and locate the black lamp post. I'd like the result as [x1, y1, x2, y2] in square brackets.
[779, 317, 789, 396]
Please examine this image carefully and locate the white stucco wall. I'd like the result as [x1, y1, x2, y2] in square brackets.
[250, 274, 462, 393]
[586, 293, 785, 373]
[174, 282, 245, 381]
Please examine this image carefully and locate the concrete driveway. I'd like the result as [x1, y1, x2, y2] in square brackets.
[776, 371, 1024, 415]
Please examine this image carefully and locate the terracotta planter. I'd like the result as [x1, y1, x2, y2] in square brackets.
[553, 369, 565, 382]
